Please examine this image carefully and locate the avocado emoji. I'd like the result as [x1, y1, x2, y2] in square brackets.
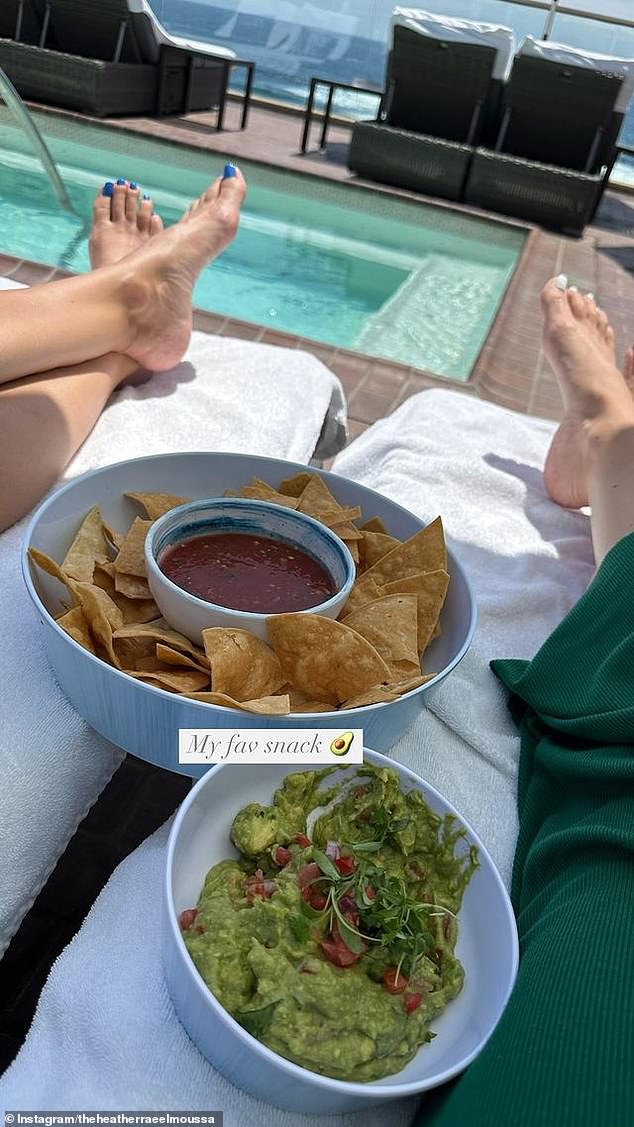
[330, 731, 354, 757]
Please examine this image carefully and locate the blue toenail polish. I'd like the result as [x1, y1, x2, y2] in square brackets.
[223, 163, 236, 179]
[142, 193, 151, 200]
[116, 178, 127, 186]
[130, 181, 138, 190]
[102, 181, 114, 197]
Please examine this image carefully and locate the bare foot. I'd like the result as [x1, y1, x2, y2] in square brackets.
[89, 180, 163, 269]
[542, 278, 634, 508]
[119, 168, 246, 372]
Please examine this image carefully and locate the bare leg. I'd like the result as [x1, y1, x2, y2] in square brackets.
[541, 278, 634, 565]
[0, 184, 160, 532]
[0, 354, 136, 531]
[0, 169, 245, 383]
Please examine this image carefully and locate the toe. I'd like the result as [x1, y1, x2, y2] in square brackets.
[566, 287, 587, 320]
[111, 179, 128, 221]
[125, 183, 140, 222]
[541, 277, 575, 329]
[202, 177, 223, 203]
[138, 194, 153, 233]
[605, 324, 615, 352]
[93, 190, 112, 223]
[596, 306, 609, 337]
[150, 213, 164, 236]
[219, 165, 246, 203]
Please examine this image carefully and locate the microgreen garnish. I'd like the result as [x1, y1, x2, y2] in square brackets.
[312, 847, 341, 882]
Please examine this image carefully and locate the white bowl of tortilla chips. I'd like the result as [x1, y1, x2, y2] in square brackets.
[23, 452, 476, 777]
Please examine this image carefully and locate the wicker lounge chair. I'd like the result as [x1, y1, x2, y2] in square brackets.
[348, 9, 514, 201]
[0, 38, 158, 115]
[42, 0, 253, 116]
[464, 47, 626, 234]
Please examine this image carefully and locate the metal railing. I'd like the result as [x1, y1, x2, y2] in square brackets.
[0, 64, 75, 214]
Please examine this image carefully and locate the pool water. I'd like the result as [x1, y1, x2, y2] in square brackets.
[0, 110, 525, 379]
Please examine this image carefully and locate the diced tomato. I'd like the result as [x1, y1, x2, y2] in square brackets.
[319, 922, 366, 968]
[294, 833, 311, 848]
[319, 935, 361, 967]
[383, 967, 408, 994]
[404, 992, 423, 1014]
[334, 854, 356, 876]
[244, 869, 276, 905]
[273, 845, 292, 867]
[297, 862, 328, 909]
[297, 862, 322, 888]
[364, 885, 376, 900]
[178, 908, 198, 930]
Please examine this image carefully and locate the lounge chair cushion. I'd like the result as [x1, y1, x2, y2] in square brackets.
[391, 5, 515, 80]
[519, 35, 634, 113]
[126, 0, 235, 62]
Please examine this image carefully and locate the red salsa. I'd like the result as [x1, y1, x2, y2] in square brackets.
[159, 530, 336, 613]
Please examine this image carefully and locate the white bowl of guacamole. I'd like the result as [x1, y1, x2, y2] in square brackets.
[163, 751, 518, 1114]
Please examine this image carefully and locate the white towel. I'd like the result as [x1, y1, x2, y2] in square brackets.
[0, 387, 596, 1115]
[0, 282, 345, 957]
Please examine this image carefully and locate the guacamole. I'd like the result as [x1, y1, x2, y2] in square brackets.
[181, 766, 479, 1082]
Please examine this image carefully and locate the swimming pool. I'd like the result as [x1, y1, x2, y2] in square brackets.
[0, 108, 525, 379]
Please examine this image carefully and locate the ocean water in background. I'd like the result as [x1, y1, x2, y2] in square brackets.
[151, 0, 634, 178]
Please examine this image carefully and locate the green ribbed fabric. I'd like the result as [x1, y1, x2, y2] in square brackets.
[416, 532, 634, 1127]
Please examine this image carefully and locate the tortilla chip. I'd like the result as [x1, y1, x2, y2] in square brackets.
[341, 594, 420, 679]
[202, 628, 285, 701]
[60, 505, 111, 582]
[73, 581, 124, 667]
[237, 479, 300, 509]
[102, 521, 124, 552]
[358, 530, 401, 573]
[287, 688, 333, 713]
[125, 492, 189, 520]
[129, 667, 210, 693]
[114, 571, 153, 600]
[28, 547, 78, 602]
[113, 517, 152, 578]
[358, 518, 447, 590]
[156, 643, 209, 671]
[186, 692, 291, 715]
[296, 477, 353, 525]
[344, 537, 359, 565]
[342, 576, 384, 617]
[360, 517, 387, 535]
[93, 562, 158, 624]
[112, 619, 206, 669]
[277, 472, 314, 498]
[267, 614, 390, 706]
[56, 606, 95, 654]
[327, 519, 363, 541]
[341, 673, 434, 710]
[380, 570, 450, 652]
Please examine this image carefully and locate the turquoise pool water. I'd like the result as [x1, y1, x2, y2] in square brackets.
[0, 109, 525, 379]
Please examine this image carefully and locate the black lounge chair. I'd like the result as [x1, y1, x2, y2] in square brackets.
[464, 52, 624, 234]
[347, 24, 505, 201]
[44, 0, 254, 118]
